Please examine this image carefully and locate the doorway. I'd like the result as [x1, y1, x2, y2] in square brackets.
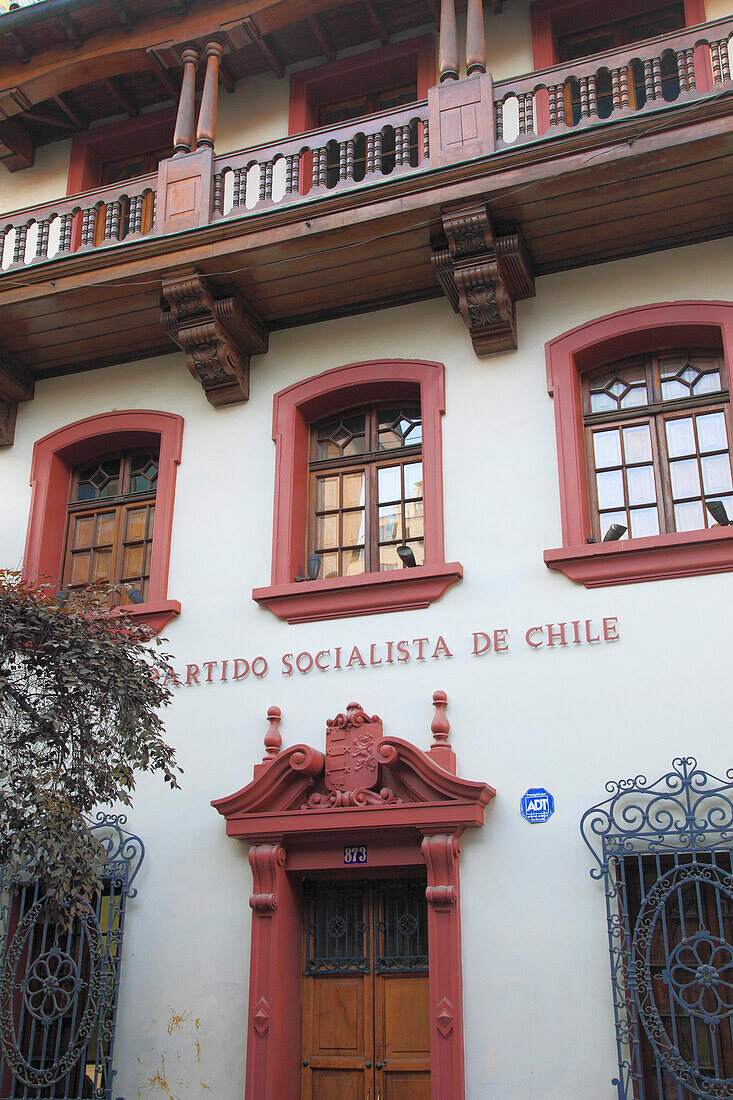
[301, 878, 430, 1100]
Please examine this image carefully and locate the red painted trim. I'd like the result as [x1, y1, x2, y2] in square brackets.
[289, 36, 435, 136]
[255, 359, 460, 622]
[531, 0, 709, 130]
[544, 301, 733, 587]
[531, 0, 707, 69]
[213, 707, 494, 1100]
[66, 109, 176, 196]
[24, 410, 183, 633]
[545, 526, 733, 586]
[253, 563, 463, 623]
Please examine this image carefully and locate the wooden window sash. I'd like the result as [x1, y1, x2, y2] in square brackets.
[583, 351, 730, 539]
[62, 450, 158, 600]
[308, 406, 422, 578]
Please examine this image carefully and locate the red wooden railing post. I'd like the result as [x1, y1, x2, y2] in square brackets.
[173, 47, 200, 155]
[196, 40, 225, 150]
[439, 0, 459, 81]
[466, 0, 487, 76]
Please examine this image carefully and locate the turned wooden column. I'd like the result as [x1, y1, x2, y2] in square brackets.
[196, 40, 225, 150]
[439, 0, 459, 81]
[173, 46, 200, 155]
[466, 0, 487, 76]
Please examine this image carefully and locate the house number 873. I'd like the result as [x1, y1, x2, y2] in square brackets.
[344, 845, 367, 864]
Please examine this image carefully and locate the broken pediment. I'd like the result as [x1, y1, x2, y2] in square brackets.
[212, 694, 495, 842]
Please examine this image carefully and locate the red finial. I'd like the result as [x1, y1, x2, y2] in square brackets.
[431, 690, 450, 746]
[429, 690, 456, 774]
[263, 705, 282, 761]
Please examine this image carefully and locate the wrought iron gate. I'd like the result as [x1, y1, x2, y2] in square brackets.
[582, 758, 733, 1099]
[0, 814, 143, 1100]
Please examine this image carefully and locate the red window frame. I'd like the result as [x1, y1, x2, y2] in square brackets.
[530, 0, 707, 70]
[66, 110, 175, 196]
[252, 360, 462, 623]
[543, 302, 733, 587]
[288, 36, 435, 137]
[24, 410, 183, 632]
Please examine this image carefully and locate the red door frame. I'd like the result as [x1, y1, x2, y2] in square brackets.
[213, 696, 494, 1100]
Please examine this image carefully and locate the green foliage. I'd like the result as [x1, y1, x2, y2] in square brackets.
[0, 571, 181, 916]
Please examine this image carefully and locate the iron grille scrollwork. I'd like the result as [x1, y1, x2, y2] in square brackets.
[582, 757, 733, 1099]
[0, 814, 144, 1100]
[304, 881, 369, 975]
[375, 879, 429, 973]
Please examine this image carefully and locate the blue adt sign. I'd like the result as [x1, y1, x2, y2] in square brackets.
[520, 788, 555, 824]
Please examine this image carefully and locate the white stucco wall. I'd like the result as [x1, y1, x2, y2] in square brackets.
[0, 236, 731, 1097]
[0, 136, 72, 217]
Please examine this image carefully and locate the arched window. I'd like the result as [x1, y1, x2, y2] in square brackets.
[25, 411, 183, 632]
[309, 402, 424, 579]
[544, 302, 733, 587]
[252, 360, 462, 623]
[583, 348, 731, 541]
[63, 448, 159, 604]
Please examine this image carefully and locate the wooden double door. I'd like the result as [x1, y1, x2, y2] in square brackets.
[301, 878, 431, 1100]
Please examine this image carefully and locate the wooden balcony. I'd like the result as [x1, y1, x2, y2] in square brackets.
[0, 15, 730, 437]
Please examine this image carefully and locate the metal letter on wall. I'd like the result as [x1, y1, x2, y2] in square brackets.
[0, 815, 144, 1099]
[582, 757, 733, 1098]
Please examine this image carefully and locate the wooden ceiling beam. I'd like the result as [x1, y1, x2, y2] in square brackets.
[364, 0, 389, 45]
[243, 17, 284, 79]
[23, 110, 78, 131]
[5, 31, 32, 64]
[104, 76, 139, 117]
[109, 0, 136, 32]
[0, 116, 35, 171]
[53, 93, 85, 129]
[489, 0, 504, 12]
[308, 14, 336, 62]
[58, 13, 84, 49]
[219, 59, 235, 93]
[147, 50, 180, 100]
[425, 0, 440, 25]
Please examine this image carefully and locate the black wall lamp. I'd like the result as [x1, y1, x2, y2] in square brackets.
[397, 544, 417, 568]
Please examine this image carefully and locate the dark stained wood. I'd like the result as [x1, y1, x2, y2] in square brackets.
[104, 77, 139, 117]
[243, 16, 285, 79]
[308, 14, 336, 61]
[364, 0, 390, 46]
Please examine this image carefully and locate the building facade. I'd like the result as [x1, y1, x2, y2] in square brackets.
[0, 0, 732, 1097]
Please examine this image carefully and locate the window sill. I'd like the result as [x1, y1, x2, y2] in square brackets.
[544, 528, 733, 587]
[252, 564, 463, 623]
[110, 599, 181, 633]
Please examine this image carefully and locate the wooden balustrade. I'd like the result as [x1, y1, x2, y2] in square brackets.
[493, 15, 731, 148]
[0, 172, 157, 272]
[211, 102, 430, 218]
[0, 15, 729, 275]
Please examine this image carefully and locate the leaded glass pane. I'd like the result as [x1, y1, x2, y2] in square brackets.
[342, 472, 365, 508]
[128, 452, 158, 494]
[342, 510, 365, 546]
[627, 465, 656, 506]
[593, 430, 622, 468]
[404, 462, 423, 499]
[597, 469, 625, 510]
[666, 417, 696, 458]
[670, 459, 702, 500]
[622, 425, 652, 463]
[378, 465, 401, 503]
[600, 511, 627, 540]
[701, 454, 733, 495]
[697, 412, 728, 453]
[342, 548, 365, 576]
[379, 505, 402, 542]
[317, 476, 339, 511]
[377, 405, 422, 450]
[316, 514, 339, 549]
[630, 507, 660, 538]
[674, 500, 705, 531]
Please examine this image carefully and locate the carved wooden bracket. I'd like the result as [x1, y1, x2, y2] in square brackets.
[431, 201, 535, 355]
[160, 273, 268, 407]
[0, 350, 34, 447]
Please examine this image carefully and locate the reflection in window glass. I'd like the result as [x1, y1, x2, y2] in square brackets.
[310, 405, 423, 577]
[584, 350, 731, 540]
